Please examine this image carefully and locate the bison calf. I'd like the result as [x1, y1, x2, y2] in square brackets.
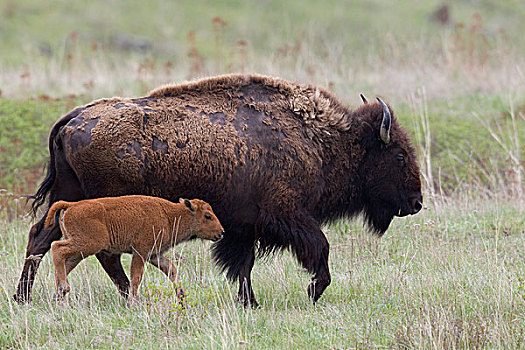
[44, 195, 224, 301]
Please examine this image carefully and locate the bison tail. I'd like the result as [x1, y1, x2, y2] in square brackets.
[28, 107, 84, 216]
[29, 162, 56, 217]
[44, 201, 71, 229]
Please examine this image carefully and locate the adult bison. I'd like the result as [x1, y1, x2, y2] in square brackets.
[14, 74, 422, 306]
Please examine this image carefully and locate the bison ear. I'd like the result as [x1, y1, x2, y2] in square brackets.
[360, 93, 368, 104]
[376, 97, 391, 144]
[180, 198, 196, 212]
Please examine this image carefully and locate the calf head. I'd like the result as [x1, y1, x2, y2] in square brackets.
[180, 198, 224, 241]
[358, 97, 423, 234]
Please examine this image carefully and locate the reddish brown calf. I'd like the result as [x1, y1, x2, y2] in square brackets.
[44, 195, 224, 301]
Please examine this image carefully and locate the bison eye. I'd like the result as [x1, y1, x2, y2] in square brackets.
[205, 214, 212, 220]
[396, 154, 405, 163]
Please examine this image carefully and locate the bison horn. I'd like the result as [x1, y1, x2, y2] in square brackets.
[360, 93, 368, 104]
[377, 97, 391, 144]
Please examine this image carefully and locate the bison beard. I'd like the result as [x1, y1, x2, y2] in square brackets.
[14, 74, 422, 306]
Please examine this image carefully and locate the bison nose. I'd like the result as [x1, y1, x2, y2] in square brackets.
[411, 196, 423, 214]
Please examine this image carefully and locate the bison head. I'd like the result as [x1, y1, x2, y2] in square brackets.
[358, 97, 423, 234]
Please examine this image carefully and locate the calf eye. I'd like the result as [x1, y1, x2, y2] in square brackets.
[204, 214, 212, 220]
[396, 154, 405, 162]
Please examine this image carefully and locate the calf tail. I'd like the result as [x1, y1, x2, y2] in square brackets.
[44, 201, 72, 229]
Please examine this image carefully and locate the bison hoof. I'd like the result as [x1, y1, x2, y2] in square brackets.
[237, 295, 259, 309]
[307, 281, 321, 304]
[13, 293, 31, 304]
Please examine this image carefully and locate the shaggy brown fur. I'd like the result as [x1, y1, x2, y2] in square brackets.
[16, 74, 422, 307]
[45, 195, 224, 301]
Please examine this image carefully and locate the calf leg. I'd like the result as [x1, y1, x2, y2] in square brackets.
[129, 253, 145, 301]
[96, 252, 130, 298]
[51, 240, 72, 299]
[51, 239, 101, 300]
[149, 255, 185, 302]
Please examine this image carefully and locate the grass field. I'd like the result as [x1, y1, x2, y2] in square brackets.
[0, 0, 524, 348]
[1, 198, 524, 348]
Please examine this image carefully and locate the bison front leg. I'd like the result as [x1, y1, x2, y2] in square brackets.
[96, 251, 130, 299]
[212, 225, 259, 308]
[14, 218, 61, 303]
[296, 226, 331, 304]
[237, 246, 258, 308]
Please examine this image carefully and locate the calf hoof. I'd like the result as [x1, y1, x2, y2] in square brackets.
[53, 285, 70, 302]
[175, 287, 186, 308]
[53, 293, 65, 302]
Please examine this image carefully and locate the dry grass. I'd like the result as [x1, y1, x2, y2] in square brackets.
[1, 12, 523, 103]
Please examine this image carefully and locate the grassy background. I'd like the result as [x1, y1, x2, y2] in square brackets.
[0, 0, 524, 348]
[1, 0, 524, 198]
[1, 199, 524, 348]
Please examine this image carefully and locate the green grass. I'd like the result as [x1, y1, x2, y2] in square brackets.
[1, 199, 524, 348]
[2, 0, 524, 62]
[0, 98, 79, 194]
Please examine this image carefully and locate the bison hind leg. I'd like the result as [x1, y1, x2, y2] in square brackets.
[15, 144, 86, 303]
[13, 217, 62, 303]
[96, 252, 130, 299]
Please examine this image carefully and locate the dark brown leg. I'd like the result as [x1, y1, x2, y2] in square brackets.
[297, 227, 331, 304]
[237, 246, 258, 308]
[13, 218, 61, 303]
[96, 252, 130, 299]
[211, 223, 259, 308]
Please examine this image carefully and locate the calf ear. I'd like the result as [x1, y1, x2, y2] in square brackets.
[180, 198, 196, 212]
